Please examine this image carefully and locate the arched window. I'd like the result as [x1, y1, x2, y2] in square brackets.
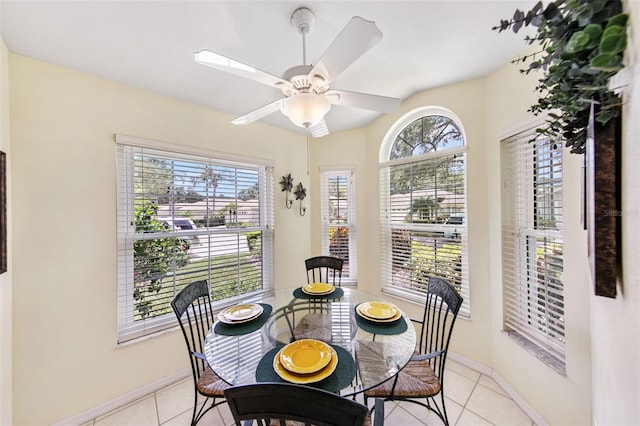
[379, 107, 470, 316]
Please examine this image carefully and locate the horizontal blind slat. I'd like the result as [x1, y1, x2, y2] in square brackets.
[381, 148, 469, 316]
[501, 132, 565, 360]
[116, 143, 273, 343]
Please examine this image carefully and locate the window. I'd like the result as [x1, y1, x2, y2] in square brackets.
[116, 136, 274, 343]
[501, 129, 565, 366]
[320, 168, 357, 284]
[380, 109, 470, 316]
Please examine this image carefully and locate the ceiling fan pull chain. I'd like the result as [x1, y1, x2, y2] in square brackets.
[306, 131, 310, 176]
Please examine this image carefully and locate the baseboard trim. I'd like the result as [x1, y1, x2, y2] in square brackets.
[448, 351, 493, 376]
[448, 351, 549, 426]
[53, 353, 549, 426]
[51, 368, 191, 426]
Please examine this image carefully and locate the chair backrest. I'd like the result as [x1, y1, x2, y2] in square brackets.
[171, 280, 214, 385]
[415, 276, 463, 380]
[224, 382, 369, 426]
[305, 256, 344, 286]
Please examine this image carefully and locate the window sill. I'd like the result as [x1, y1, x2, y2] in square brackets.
[503, 330, 566, 375]
[381, 286, 471, 320]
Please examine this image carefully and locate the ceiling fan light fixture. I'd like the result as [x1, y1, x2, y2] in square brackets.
[281, 93, 331, 128]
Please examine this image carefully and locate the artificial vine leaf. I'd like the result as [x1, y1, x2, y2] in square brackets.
[566, 31, 590, 53]
[607, 13, 629, 27]
[493, 0, 627, 153]
[590, 53, 620, 71]
[583, 23, 603, 39]
[542, 2, 560, 20]
[599, 33, 626, 54]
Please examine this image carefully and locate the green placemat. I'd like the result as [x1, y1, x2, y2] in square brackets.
[214, 303, 272, 336]
[354, 304, 408, 335]
[292, 287, 344, 300]
[256, 344, 355, 393]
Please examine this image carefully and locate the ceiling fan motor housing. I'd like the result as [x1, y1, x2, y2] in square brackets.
[280, 65, 328, 96]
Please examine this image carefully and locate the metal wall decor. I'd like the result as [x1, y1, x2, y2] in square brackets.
[294, 182, 307, 216]
[279, 174, 294, 209]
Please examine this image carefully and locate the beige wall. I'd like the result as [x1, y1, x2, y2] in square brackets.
[351, 78, 495, 366]
[312, 54, 595, 425]
[9, 54, 310, 425]
[485, 59, 592, 425]
[588, 1, 640, 424]
[7, 18, 640, 424]
[0, 36, 13, 426]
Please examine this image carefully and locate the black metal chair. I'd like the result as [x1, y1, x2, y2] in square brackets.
[224, 382, 373, 426]
[363, 276, 463, 426]
[171, 280, 228, 425]
[305, 255, 344, 286]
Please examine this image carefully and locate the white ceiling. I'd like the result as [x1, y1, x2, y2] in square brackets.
[0, 0, 533, 136]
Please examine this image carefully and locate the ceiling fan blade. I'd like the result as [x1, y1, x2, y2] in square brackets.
[195, 50, 293, 91]
[231, 98, 285, 125]
[326, 90, 401, 113]
[310, 119, 329, 138]
[308, 16, 383, 84]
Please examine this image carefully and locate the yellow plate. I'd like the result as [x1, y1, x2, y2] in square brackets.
[279, 339, 333, 374]
[357, 308, 402, 323]
[217, 303, 263, 324]
[274, 346, 338, 384]
[356, 302, 398, 320]
[302, 283, 335, 295]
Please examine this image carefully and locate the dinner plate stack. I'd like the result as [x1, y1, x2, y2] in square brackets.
[301, 282, 336, 296]
[273, 339, 338, 384]
[217, 303, 263, 324]
[356, 301, 401, 322]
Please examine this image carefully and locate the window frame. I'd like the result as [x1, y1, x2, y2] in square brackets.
[115, 135, 274, 343]
[319, 167, 357, 285]
[379, 107, 470, 317]
[500, 128, 565, 367]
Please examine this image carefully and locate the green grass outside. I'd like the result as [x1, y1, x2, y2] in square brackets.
[134, 252, 262, 321]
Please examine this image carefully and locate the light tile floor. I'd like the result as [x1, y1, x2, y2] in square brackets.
[88, 360, 535, 426]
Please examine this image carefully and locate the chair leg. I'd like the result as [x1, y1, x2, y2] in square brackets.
[439, 392, 449, 426]
[190, 390, 199, 425]
[373, 398, 385, 426]
[191, 394, 223, 426]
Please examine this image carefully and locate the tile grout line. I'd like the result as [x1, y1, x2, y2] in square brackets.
[458, 375, 503, 426]
[153, 390, 161, 426]
[454, 373, 483, 426]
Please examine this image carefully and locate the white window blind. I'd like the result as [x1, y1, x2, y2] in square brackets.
[501, 131, 565, 362]
[380, 151, 470, 316]
[320, 168, 357, 284]
[116, 139, 274, 343]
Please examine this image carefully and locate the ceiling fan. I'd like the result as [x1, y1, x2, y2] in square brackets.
[194, 7, 401, 137]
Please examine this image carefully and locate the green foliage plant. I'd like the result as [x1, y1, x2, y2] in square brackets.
[410, 240, 462, 289]
[410, 196, 440, 223]
[133, 202, 190, 319]
[493, 0, 629, 154]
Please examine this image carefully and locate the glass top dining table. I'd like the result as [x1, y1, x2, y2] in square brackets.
[203, 286, 417, 397]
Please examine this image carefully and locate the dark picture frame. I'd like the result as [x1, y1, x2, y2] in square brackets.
[0, 150, 6, 274]
[586, 105, 621, 298]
